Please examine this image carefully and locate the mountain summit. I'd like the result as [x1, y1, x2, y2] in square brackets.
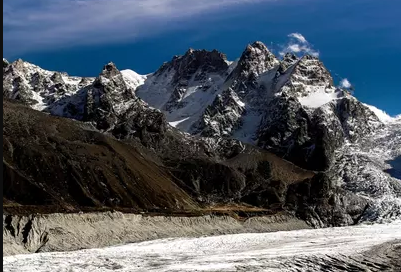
[3, 41, 401, 226]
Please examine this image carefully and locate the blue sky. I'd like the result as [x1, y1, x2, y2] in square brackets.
[3, 0, 400, 116]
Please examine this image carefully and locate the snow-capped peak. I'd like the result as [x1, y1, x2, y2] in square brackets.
[121, 69, 147, 90]
[233, 41, 280, 77]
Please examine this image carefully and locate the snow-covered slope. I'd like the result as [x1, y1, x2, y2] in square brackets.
[120, 69, 147, 90]
[135, 49, 230, 132]
[2, 58, 94, 119]
[364, 103, 396, 123]
[2, 59, 168, 136]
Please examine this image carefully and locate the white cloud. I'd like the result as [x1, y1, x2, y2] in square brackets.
[3, 0, 270, 56]
[279, 32, 319, 58]
[288, 33, 307, 44]
[287, 44, 302, 53]
[340, 78, 352, 88]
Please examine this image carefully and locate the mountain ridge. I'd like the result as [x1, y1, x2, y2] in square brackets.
[3, 40, 401, 226]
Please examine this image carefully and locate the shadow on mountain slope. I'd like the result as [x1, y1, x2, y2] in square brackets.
[3, 99, 197, 213]
[385, 155, 401, 180]
[3, 99, 317, 215]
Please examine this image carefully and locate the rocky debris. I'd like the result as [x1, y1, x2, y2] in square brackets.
[2, 211, 309, 256]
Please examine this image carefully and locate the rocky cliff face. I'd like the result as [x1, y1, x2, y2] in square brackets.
[3, 41, 400, 226]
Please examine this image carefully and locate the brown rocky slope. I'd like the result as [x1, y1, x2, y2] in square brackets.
[3, 99, 321, 220]
[3, 99, 197, 213]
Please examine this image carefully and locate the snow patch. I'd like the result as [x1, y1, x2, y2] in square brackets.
[169, 117, 190, 128]
[226, 59, 239, 75]
[298, 88, 342, 108]
[121, 69, 147, 90]
[232, 111, 262, 144]
[364, 104, 394, 123]
[30, 91, 46, 111]
[61, 76, 87, 88]
[136, 67, 176, 109]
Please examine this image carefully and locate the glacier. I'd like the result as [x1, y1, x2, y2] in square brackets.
[3, 221, 401, 272]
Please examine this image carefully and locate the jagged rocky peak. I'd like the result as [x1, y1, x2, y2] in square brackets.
[7, 58, 45, 75]
[86, 62, 134, 123]
[226, 41, 279, 99]
[4, 59, 62, 97]
[100, 62, 121, 78]
[234, 41, 280, 77]
[3, 59, 35, 104]
[50, 71, 65, 84]
[334, 96, 383, 141]
[183, 48, 228, 66]
[154, 48, 229, 78]
[167, 48, 229, 81]
[289, 54, 334, 89]
[278, 53, 299, 74]
[270, 53, 338, 103]
[82, 61, 169, 134]
[3, 58, 9, 69]
[4, 58, 25, 75]
[93, 62, 131, 94]
[136, 47, 232, 113]
[11, 58, 25, 68]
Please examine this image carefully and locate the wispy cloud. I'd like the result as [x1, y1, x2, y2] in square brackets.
[279, 32, 319, 57]
[339, 78, 352, 89]
[288, 33, 307, 44]
[3, 0, 269, 56]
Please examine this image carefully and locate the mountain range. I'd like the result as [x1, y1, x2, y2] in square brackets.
[3, 41, 401, 227]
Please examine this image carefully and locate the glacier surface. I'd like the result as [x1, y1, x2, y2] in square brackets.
[4, 221, 401, 272]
